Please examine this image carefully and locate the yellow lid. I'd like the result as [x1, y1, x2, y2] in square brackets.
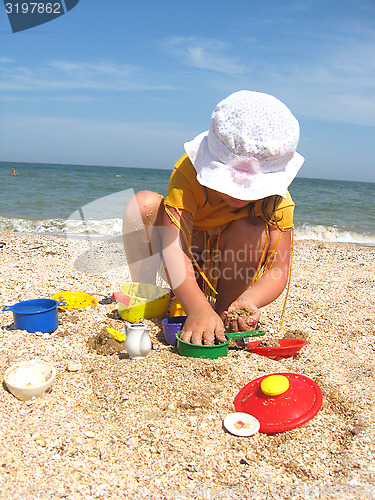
[260, 375, 290, 396]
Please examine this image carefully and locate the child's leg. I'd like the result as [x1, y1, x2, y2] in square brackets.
[122, 190, 164, 283]
[213, 218, 268, 315]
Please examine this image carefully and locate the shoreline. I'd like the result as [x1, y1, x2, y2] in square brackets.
[1, 231, 375, 499]
[1, 227, 375, 247]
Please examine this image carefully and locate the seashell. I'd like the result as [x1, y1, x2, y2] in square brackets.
[82, 430, 95, 438]
[32, 432, 47, 447]
[167, 401, 177, 411]
[247, 451, 257, 461]
[66, 363, 81, 372]
[35, 436, 47, 447]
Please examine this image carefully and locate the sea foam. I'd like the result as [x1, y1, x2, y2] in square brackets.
[1, 215, 374, 245]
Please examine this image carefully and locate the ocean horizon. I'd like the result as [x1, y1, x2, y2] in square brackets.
[1, 160, 375, 245]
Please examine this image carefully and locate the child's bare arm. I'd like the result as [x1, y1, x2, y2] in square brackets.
[161, 207, 226, 345]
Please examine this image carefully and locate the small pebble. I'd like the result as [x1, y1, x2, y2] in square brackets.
[67, 363, 82, 372]
[247, 451, 256, 461]
[82, 430, 95, 438]
[33, 434, 47, 447]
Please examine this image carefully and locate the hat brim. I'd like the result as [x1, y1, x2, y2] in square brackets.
[185, 131, 304, 201]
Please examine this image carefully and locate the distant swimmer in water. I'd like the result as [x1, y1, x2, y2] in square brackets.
[12, 168, 17, 176]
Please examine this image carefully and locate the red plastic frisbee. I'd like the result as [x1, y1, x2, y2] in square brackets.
[246, 339, 308, 360]
[234, 372, 323, 434]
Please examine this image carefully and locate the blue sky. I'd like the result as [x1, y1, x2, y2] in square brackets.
[0, 0, 374, 182]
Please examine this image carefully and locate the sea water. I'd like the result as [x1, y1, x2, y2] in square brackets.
[1, 161, 374, 245]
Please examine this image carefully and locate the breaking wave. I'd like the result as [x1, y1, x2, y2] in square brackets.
[1, 216, 374, 245]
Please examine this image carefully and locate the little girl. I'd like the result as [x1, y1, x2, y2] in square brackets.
[123, 90, 304, 345]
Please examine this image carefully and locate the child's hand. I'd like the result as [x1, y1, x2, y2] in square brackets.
[221, 300, 260, 332]
[180, 309, 226, 346]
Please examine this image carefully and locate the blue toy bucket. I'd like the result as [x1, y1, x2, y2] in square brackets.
[162, 316, 187, 346]
[2, 298, 65, 333]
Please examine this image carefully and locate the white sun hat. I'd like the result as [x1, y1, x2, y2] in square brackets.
[184, 90, 305, 201]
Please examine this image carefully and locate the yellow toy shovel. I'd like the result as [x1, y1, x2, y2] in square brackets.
[106, 327, 126, 342]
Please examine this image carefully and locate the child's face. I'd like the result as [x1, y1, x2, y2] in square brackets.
[218, 192, 250, 208]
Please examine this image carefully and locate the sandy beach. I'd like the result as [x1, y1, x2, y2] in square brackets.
[0, 231, 374, 500]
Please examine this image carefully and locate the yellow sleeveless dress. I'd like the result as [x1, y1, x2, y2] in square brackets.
[163, 154, 295, 330]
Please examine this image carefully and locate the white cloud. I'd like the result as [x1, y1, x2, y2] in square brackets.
[0, 58, 174, 92]
[0, 57, 16, 64]
[159, 36, 245, 74]
[156, 23, 375, 126]
[236, 19, 375, 127]
[271, 35, 375, 126]
[1, 15, 374, 129]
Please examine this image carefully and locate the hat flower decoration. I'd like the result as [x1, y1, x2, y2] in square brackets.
[231, 157, 260, 188]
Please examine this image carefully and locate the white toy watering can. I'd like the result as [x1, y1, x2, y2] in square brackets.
[123, 323, 152, 359]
